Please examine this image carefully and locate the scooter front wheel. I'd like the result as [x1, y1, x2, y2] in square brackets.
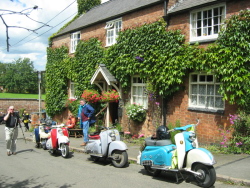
[111, 150, 128, 168]
[193, 163, 216, 188]
[61, 144, 69, 158]
[144, 166, 161, 177]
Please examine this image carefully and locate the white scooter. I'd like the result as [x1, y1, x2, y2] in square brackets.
[85, 126, 128, 168]
[138, 120, 216, 188]
[44, 124, 70, 158]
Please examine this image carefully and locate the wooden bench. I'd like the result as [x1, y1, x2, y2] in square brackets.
[68, 129, 83, 138]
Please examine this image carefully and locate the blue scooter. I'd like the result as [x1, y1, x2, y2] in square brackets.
[138, 120, 216, 188]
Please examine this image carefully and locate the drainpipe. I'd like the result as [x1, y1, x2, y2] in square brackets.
[162, 97, 167, 126]
[163, 0, 170, 26]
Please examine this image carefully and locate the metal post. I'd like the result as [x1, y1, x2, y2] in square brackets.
[38, 71, 41, 119]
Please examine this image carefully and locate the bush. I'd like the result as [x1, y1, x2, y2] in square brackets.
[229, 112, 250, 154]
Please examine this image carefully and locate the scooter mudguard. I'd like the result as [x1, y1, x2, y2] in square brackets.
[186, 148, 216, 169]
[58, 136, 69, 146]
[86, 140, 101, 154]
[140, 145, 175, 166]
[108, 141, 128, 156]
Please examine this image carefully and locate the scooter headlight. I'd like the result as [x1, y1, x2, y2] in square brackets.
[109, 132, 116, 141]
[188, 132, 196, 142]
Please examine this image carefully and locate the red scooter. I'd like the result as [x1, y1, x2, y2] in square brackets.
[44, 124, 70, 158]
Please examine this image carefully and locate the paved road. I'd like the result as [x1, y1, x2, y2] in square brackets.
[0, 125, 248, 188]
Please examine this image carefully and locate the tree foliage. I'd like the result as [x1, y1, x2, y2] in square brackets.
[77, 0, 101, 15]
[0, 58, 38, 93]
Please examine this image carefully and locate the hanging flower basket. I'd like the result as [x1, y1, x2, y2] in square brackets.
[81, 89, 101, 103]
[125, 103, 146, 122]
[100, 89, 120, 103]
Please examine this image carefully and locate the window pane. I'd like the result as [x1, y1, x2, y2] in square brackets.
[191, 85, 197, 94]
[197, 12, 201, 19]
[207, 96, 214, 107]
[214, 8, 219, 16]
[207, 85, 214, 95]
[191, 96, 197, 105]
[215, 97, 224, 108]
[191, 75, 198, 82]
[132, 86, 137, 95]
[199, 75, 206, 82]
[198, 96, 206, 106]
[199, 85, 206, 95]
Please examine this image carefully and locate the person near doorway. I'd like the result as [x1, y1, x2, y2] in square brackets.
[77, 99, 95, 146]
[4, 106, 21, 156]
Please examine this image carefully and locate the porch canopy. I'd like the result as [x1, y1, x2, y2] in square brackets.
[90, 64, 121, 126]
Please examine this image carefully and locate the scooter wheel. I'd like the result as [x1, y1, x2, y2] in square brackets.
[111, 150, 128, 168]
[61, 144, 69, 158]
[144, 166, 161, 177]
[193, 163, 216, 188]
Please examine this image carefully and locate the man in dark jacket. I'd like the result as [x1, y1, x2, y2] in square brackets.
[78, 99, 95, 146]
[4, 106, 21, 156]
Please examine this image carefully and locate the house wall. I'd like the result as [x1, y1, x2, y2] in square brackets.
[52, 3, 164, 48]
[167, 0, 250, 43]
[166, 76, 238, 144]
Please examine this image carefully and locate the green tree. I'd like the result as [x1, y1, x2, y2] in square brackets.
[1, 58, 38, 93]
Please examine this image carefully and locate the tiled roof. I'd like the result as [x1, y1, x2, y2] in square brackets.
[168, 0, 221, 14]
[56, 0, 162, 36]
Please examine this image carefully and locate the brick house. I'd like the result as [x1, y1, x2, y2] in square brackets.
[50, 0, 249, 144]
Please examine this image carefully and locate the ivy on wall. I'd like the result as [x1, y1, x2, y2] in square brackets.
[105, 20, 203, 96]
[46, 9, 250, 117]
[205, 9, 250, 109]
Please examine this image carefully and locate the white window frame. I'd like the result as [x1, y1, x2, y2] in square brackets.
[190, 3, 226, 43]
[131, 76, 148, 109]
[69, 81, 76, 99]
[189, 73, 224, 110]
[70, 31, 80, 53]
[105, 18, 122, 46]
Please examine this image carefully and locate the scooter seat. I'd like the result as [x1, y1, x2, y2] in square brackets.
[145, 137, 172, 146]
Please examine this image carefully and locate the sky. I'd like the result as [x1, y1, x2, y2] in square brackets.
[0, 0, 78, 71]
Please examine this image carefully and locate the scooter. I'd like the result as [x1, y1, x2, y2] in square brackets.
[138, 120, 216, 188]
[44, 124, 70, 158]
[34, 123, 51, 149]
[85, 126, 128, 168]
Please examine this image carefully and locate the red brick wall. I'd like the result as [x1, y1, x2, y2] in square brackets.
[0, 99, 45, 114]
[168, 0, 250, 43]
[166, 76, 238, 144]
[52, 3, 164, 48]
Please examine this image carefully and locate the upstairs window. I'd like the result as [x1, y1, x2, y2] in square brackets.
[190, 4, 225, 42]
[70, 32, 80, 53]
[131, 76, 148, 109]
[105, 18, 122, 46]
[189, 73, 224, 110]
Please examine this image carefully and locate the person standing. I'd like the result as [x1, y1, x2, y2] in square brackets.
[4, 106, 21, 156]
[22, 111, 30, 131]
[78, 99, 95, 146]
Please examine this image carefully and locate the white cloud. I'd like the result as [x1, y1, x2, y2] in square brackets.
[0, 0, 77, 70]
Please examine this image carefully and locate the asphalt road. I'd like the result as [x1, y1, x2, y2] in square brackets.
[0, 125, 247, 188]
